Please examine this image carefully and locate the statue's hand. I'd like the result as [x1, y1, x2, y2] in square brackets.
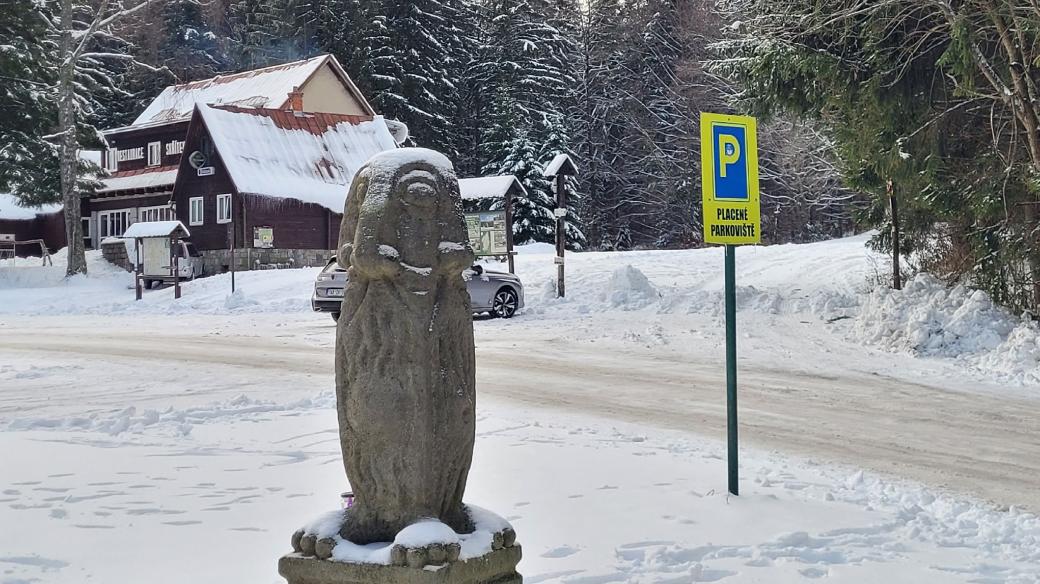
[438, 241, 476, 276]
[352, 241, 403, 280]
[337, 242, 353, 271]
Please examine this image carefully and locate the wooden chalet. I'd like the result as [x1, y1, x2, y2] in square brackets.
[9, 53, 522, 275]
[171, 103, 399, 273]
[84, 54, 378, 252]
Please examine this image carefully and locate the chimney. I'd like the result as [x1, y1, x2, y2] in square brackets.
[287, 86, 304, 111]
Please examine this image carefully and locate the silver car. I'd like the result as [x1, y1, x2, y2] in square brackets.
[312, 258, 524, 321]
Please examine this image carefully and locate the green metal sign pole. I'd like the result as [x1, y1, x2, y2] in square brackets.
[725, 244, 739, 496]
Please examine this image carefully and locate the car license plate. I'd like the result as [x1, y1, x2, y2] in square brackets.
[327, 288, 344, 297]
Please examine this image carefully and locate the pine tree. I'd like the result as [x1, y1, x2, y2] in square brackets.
[485, 129, 557, 243]
[227, 0, 284, 68]
[476, 0, 584, 245]
[0, 0, 61, 207]
[159, 0, 228, 81]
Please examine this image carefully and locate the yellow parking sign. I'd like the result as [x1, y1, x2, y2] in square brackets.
[701, 113, 761, 245]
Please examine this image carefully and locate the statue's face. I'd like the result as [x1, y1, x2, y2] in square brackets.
[398, 169, 439, 210]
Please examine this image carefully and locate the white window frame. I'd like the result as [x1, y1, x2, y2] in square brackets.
[98, 209, 134, 239]
[189, 197, 204, 226]
[147, 141, 162, 167]
[216, 194, 232, 224]
[105, 148, 118, 172]
[139, 205, 176, 223]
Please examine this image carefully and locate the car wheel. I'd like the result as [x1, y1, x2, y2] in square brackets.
[187, 268, 196, 281]
[331, 312, 340, 322]
[491, 288, 518, 319]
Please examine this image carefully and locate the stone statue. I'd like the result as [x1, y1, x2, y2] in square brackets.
[285, 149, 521, 583]
[333, 147, 477, 543]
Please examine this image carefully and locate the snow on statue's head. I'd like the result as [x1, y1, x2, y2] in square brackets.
[327, 147, 478, 547]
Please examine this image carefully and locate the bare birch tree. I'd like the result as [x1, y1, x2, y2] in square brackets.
[51, 0, 166, 275]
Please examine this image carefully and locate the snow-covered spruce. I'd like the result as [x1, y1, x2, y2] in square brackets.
[291, 505, 516, 568]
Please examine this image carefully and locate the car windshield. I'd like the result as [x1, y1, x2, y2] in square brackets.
[323, 259, 343, 273]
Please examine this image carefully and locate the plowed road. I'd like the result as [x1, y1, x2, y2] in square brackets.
[1, 318, 1038, 511]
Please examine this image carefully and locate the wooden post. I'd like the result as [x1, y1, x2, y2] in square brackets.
[505, 189, 516, 274]
[173, 236, 182, 300]
[228, 220, 236, 294]
[135, 237, 142, 301]
[555, 173, 566, 298]
[888, 179, 901, 290]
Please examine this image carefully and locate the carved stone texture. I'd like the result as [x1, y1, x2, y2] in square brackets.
[334, 148, 477, 544]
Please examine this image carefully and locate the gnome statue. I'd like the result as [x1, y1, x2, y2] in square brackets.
[282, 148, 521, 584]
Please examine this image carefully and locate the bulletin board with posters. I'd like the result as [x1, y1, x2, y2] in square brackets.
[465, 211, 508, 257]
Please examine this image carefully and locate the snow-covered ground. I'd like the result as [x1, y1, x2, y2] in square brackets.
[2, 236, 1040, 584]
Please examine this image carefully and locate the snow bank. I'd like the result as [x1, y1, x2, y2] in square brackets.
[853, 274, 1040, 384]
[0, 248, 133, 313]
[6, 232, 1040, 390]
[0, 252, 318, 316]
[5, 391, 335, 436]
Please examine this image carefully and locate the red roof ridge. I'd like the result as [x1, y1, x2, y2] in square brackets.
[206, 105, 376, 135]
[107, 165, 179, 178]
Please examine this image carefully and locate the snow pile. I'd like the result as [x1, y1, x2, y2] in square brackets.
[0, 258, 318, 316]
[297, 504, 513, 565]
[0, 248, 133, 311]
[852, 274, 1040, 383]
[602, 265, 659, 310]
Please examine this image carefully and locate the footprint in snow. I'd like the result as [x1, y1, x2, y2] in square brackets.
[800, 567, 829, 579]
[541, 545, 581, 559]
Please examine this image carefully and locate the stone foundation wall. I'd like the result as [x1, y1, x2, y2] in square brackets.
[200, 248, 333, 276]
[100, 239, 133, 272]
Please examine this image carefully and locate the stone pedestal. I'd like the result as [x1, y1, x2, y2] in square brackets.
[278, 545, 522, 584]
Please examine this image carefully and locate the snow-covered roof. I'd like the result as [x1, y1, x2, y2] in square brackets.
[459, 175, 526, 201]
[0, 193, 62, 221]
[542, 153, 578, 177]
[195, 105, 399, 212]
[133, 55, 340, 126]
[99, 167, 178, 194]
[121, 220, 190, 239]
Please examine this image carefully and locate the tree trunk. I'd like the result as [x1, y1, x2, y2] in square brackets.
[1022, 202, 1040, 309]
[58, 0, 87, 276]
[888, 179, 901, 290]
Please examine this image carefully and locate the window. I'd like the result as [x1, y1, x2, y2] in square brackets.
[139, 205, 175, 223]
[147, 141, 162, 167]
[105, 148, 118, 172]
[189, 197, 204, 226]
[82, 217, 92, 249]
[98, 209, 133, 239]
[216, 194, 232, 224]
